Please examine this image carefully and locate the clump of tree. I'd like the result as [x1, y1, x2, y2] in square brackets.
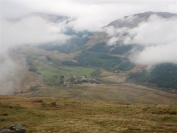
[62, 61, 81, 66]
[111, 45, 133, 54]
[45, 75, 65, 86]
[117, 61, 134, 71]
[88, 42, 111, 53]
[29, 68, 37, 73]
[73, 51, 123, 71]
[128, 63, 177, 90]
[46, 56, 52, 61]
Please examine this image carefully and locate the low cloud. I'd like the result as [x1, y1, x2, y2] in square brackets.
[0, 53, 25, 95]
[107, 37, 119, 46]
[103, 15, 177, 66]
[124, 15, 177, 46]
[131, 43, 177, 66]
[102, 26, 129, 45]
[1, 16, 70, 47]
[2, 0, 177, 31]
[0, 15, 71, 95]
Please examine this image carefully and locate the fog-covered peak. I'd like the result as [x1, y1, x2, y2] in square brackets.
[107, 11, 177, 28]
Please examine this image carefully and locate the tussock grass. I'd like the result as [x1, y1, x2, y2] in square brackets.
[0, 96, 177, 133]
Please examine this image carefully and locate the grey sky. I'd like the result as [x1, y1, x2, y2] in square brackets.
[0, 0, 177, 65]
[1, 0, 177, 30]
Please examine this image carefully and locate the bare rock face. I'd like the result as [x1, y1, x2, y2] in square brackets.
[0, 129, 15, 133]
[0, 124, 26, 133]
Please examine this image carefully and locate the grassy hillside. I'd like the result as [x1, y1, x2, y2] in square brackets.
[12, 46, 177, 100]
[2, 45, 177, 133]
[0, 96, 177, 133]
[37, 67, 95, 78]
[88, 42, 110, 53]
[38, 30, 92, 54]
[73, 51, 124, 71]
[111, 45, 133, 54]
[128, 63, 177, 91]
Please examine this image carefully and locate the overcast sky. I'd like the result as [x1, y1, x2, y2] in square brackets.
[0, 0, 177, 62]
[1, 0, 177, 30]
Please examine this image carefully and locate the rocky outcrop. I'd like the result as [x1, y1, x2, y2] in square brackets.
[0, 124, 26, 133]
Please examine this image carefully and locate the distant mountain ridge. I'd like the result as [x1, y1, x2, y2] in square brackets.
[107, 11, 177, 28]
[27, 12, 71, 22]
[7, 12, 73, 23]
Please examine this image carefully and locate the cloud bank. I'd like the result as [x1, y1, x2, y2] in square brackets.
[1, 0, 177, 31]
[0, 15, 71, 95]
[103, 15, 177, 66]
[0, 53, 25, 95]
[1, 16, 70, 48]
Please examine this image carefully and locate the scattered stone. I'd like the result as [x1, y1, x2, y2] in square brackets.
[0, 124, 26, 133]
[2, 113, 8, 116]
[0, 129, 15, 133]
[51, 102, 56, 106]
[33, 99, 43, 103]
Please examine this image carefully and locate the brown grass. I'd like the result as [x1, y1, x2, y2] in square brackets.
[101, 75, 126, 83]
[8, 45, 177, 132]
[0, 95, 177, 133]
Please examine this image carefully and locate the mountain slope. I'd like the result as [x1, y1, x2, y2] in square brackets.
[1, 95, 177, 133]
[107, 11, 177, 28]
[72, 11, 177, 91]
[7, 12, 71, 23]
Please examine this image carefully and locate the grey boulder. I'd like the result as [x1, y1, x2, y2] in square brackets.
[0, 124, 26, 133]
